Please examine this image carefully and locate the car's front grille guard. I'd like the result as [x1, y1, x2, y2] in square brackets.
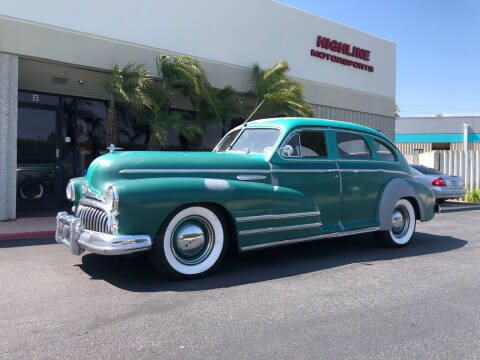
[76, 197, 113, 234]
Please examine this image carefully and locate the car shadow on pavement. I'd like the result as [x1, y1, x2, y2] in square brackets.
[0, 237, 56, 248]
[77, 231, 467, 292]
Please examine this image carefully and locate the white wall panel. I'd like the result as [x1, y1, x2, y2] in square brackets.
[0, 0, 395, 99]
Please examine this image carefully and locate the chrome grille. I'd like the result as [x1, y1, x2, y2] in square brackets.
[76, 204, 111, 234]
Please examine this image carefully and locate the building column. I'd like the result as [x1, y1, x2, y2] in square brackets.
[0, 53, 18, 220]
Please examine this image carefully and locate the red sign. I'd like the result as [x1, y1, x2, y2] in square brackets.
[310, 35, 374, 72]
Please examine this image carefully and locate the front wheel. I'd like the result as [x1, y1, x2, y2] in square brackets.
[149, 206, 229, 279]
[375, 199, 416, 247]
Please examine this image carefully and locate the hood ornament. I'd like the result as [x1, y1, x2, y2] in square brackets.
[107, 144, 123, 153]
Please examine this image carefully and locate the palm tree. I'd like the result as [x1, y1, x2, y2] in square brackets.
[248, 61, 313, 120]
[139, 54, 238, 149]
[104, 63, 152, 146]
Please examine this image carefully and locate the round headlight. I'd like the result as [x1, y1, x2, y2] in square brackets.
[103, 185, 119, 213]
[66, 180, 75, 201]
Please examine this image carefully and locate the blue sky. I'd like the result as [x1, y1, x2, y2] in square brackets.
[279, 0, 480, 117]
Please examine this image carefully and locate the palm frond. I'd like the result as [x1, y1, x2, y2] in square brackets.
[249, 60, 313, 119]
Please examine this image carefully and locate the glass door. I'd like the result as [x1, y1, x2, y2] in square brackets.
[17, 106, 59, 212]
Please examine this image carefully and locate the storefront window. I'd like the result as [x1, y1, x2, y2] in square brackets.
[75, 99, 107, 175]
[118, 107, 148, 150]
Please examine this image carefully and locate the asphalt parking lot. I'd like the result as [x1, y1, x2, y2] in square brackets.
[1, 211, 479, 360]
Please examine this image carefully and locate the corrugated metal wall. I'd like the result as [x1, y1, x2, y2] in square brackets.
[419, 151, 480, 191]
[395, 142, 432, 154]
[395, 142, 480, 154]
[450, 142, 480, 151]
[310, 104, 395, 140]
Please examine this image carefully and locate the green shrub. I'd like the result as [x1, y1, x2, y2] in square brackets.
[465, 190, 480, 203]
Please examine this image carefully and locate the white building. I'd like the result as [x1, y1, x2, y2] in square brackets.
[0, 0, 396, 219]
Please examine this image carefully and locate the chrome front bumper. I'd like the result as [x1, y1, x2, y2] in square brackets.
[55, 212, 152, 255]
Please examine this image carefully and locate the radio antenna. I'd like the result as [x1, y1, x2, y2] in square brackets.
[242, 99, 265, 126]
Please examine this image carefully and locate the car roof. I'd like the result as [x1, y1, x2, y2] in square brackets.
[246, 117, 391, 143]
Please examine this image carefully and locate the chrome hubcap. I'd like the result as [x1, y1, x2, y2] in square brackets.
[391, 205, 410, 238]
[177, 224, 205, 256]
[171, 216, 214, 265]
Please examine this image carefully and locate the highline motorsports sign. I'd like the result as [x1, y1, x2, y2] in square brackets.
[310, 35, 374, 72]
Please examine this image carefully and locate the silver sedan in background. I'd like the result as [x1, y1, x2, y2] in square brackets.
[410, 164, 466, 203]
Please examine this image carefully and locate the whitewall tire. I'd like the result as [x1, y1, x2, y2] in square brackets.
[376, 199, 416, 247]
[149, 206, 229, 279]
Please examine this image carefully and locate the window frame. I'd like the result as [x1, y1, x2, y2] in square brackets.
[277, 127, 331, 161]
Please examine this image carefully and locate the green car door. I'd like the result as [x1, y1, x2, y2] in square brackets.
[269, 128, 342, 237]
[334, 131, 384, 230]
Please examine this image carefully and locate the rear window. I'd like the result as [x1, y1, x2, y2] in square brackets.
[336, 132, 372, 160]
[373, 140, 396, 162]
[411, 165, 442, 175]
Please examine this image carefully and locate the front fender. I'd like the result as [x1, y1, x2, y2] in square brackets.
[70, 177, 85, 207]
[378, 177, 435, 231]
[113, 177, 316, 239]
[113, 177, 272, 238]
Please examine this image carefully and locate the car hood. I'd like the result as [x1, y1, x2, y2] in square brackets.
[85, 151, 270, 196]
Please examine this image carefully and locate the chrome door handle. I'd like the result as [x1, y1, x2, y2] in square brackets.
[236, 175, 266, 181]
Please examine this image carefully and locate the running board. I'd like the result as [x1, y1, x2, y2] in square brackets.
[240, 226, 380, 252]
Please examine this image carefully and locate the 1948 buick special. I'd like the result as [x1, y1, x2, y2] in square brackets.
[56, 118, 435, 279]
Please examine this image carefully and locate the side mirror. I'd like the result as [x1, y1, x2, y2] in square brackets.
[281, 145, 294, 157]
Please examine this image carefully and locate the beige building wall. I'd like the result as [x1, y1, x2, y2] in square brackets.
[395, 142, 432, 155]
[450, 142, 480, 151]
[396, 142, 480, 155]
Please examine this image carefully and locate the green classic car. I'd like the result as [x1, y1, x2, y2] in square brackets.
[56, 118, 435, 278]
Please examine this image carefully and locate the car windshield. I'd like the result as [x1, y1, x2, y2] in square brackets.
[214, 129, 241, 152]
[411, 165, 442, 175]
[215, 128, 280, 154]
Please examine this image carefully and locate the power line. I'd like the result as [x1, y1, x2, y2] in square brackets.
[398, 104, 480, 110]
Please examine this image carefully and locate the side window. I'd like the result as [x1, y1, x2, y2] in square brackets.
[299, 131, 328, 158]
[373, 140, 396, 161]
[336, 132, 372, 160]
[281, 130, 328, 158]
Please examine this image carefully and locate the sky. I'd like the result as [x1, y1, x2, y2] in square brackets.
[279, 0, 480, 117]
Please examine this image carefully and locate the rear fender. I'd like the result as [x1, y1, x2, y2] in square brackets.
[378, 177, 435, 231]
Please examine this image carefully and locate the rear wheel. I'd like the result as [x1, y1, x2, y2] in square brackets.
[376, 199, 416, 247]
[149, 206, 229, 279]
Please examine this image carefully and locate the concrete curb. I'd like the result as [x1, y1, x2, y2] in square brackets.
[0, 231, 55, 241]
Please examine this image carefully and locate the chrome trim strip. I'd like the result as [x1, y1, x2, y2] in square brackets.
[236, 210, 320, 223]
[240, 227, 274, 235]
[270, 168, 408, 175]
[272, 169, 337, 173]
[382, 169, 410, 175]
[240, 226, 381, 251]
[239, 222, 322, 236]
[236, 175, 267, 181]
[119, 168, 408, 176]
[340, 169, 381, 173]
[119, 168, 271, 174]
